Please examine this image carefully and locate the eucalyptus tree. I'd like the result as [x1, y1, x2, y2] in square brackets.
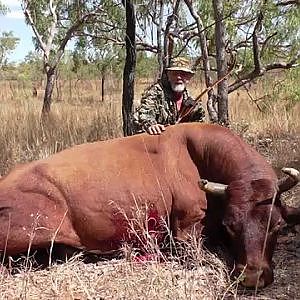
[21, 0, 106, 115]
[0, 31, 20, 69]
[122, 0, 136, 136]
[0, 3, 19, 70]
[195, 0, 300, 123]
[71, 1, 134, 135]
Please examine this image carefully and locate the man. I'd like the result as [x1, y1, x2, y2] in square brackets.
[133, 57, 205, 135]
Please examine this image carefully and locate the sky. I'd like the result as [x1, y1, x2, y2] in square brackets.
[0, 0, 35, 63]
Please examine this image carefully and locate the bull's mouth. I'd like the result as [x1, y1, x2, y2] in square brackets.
[234, 264, 274, 289]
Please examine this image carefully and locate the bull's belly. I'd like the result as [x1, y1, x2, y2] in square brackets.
[71, 206, 169, 254]
[66, 188, 173, 254]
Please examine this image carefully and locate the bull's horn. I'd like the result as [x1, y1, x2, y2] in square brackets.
[198, 179, 228, 195]
[278, 167, 300, 193]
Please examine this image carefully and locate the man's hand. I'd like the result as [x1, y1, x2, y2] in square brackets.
[146, 124, 166, 135]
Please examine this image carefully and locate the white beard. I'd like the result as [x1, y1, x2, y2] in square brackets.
[170, 82, 185, 93]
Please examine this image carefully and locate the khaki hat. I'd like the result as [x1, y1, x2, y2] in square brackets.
[166, 57, 195, 75]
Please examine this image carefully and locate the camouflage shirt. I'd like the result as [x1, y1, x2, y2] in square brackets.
[133, 80, 205, 134]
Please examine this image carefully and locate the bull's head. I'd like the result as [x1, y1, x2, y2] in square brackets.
[199, 167, 299, 289]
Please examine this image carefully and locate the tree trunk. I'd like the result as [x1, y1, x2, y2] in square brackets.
[184, 0, 218, 122]
[42, 68, 56, 115]
[163, 0, 180, 69]
[157, 0, 164, 77]
[101, 70, 105, 102]
[122, 0, 136, 136]
[55, 70, 62, 102]
[212, 0, 229, 125]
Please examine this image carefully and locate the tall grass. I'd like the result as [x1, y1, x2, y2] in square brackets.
[0, 96, 122, 175]
[0, 75, 299, 172]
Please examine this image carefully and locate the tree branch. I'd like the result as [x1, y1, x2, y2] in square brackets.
[265, 57, 300, 70]
[260, 32, 278, 58]
[252, 10, 264, 74]
[22, 1, 47, 54]
[52, 9, 103, 69]
[228, 52, 299, 93]
[184, 0, 218, 122]
[276, 0, 300, 6]
[163, 0, 181, 68]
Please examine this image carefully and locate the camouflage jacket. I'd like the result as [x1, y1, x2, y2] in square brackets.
[133, 81, 205, 134]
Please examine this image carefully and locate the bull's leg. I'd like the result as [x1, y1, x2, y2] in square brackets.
[170, 200, 206, 242]
[167, 204, 205, 260]
[0, 200, 81, 258]
[171, 182, 207, 242]
[167, 213, 204, 268]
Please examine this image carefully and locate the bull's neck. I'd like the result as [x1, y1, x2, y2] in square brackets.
[184, 125, 275, 184]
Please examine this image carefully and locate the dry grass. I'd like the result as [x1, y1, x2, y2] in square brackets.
[0, 252, 234, 300]
[0, 98, 122, 175]
[229, 90, 300, 136]
[0, 75, 299, 299]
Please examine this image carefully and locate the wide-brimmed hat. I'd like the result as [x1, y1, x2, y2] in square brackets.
[165, 57, 195, 75]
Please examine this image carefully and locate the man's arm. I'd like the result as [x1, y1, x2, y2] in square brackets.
[181, 92, 206, 123]
[133, 84, 166, 134]
[188, 101, 206, 122]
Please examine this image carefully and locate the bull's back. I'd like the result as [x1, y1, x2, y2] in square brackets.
[45, 134, 167, 192]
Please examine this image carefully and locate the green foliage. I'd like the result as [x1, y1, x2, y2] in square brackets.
[0, 51, 43, 82]
[259, 2, 300, 64]
[0, 31, 20, 69]
[1, 0, 298, 98]
[231, 1, 299, 68]
[19, 51, 44, 81]
[261, 67, 300, 112]
[0, 0, 8, 15]
[194, 0, 299, 75]
[135, 53, 157, 78]
[279, 68, 300, 108]
[72, 0, 126, 79]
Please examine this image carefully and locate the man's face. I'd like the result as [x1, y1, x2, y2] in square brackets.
[167, 70, 193, 93]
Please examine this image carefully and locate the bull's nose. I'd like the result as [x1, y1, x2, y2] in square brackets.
[235, 264, 274, 288]
[239, 269, 265, 288]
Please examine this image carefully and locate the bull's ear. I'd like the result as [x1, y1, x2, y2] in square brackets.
[280, 204, 300, 225]
[198, 179, 228, 196]
[278, 167, 300, 193]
